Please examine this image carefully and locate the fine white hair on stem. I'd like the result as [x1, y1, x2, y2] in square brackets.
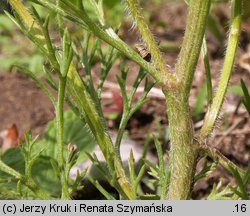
[214, 110, 224, 130]
[129, 20, 137, 32]
[124, 3, 137, 32]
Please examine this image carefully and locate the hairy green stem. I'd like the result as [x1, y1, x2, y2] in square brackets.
[0, 160, 22, 179]
[199, 145, 245, 177]
[56, 0, 63, 36]
[164, 0, 211, 200]
[125, 0, 169, 76]
[8, 0, 37, 28]
[56, 77, 70, 199]
[9, 0, 244, 201]
[42, 17, 61, 73]
[115, 110, 130, 155]
[66, 65, 136, 199]
[24, 178, 49, 199]
[56, 77, 65, 167]
[8, 0, 45, 45]
[200, 0, 242, 138]
[165, 91, 197, 199]
[33, 0, 177, 88]
[175, 0, 211, 97]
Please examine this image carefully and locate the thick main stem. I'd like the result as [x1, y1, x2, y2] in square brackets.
[165, 90, 197, 199]
[164, 0, 210, 200]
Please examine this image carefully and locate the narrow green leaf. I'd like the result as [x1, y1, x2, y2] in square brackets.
[140, 194, 160, 200]
[230, 167, 249, 199]
[243, 164, 250, 185]
[194, 83, 207, 121]
[153, 137, 164, 177]
[137, 134, 151, 170]
[241, 79, 250, 115]
[87, 176, 116, 200]
[201, 37, 213, 106]
[14, 65, 56, 107]
[134, 165, 146, 190]
[128, 150, 136, 184]
[153, 136, 167, 199]
[207, 14, 224, 43]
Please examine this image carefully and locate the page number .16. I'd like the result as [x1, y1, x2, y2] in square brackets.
[234, 204, 247, 213]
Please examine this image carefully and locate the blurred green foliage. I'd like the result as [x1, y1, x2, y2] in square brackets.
[41, 110, 96, 164]
[0, 110, 96, 199]
[0, 138, 61, 199]
[0, 0, 124, 74]
[0, 14, 44, 75]
[71, 0, 124, 27]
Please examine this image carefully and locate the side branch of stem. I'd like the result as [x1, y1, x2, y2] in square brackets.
[125, 0, 169, 76]
[200, 145, 245, 177]
[175, 0, 211, 97]
[200, 0, 242, 138]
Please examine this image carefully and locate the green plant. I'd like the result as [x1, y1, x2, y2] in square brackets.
[241, 79, 250, 115]
[0, 0, 248, 200]
[0, 14, 45, 74]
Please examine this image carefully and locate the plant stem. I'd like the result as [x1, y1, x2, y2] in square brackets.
[115, 110, 130, 155]
[56, 77, 65, 167]
[0, 160, 22, 179]
[8, 0, 37, 29]
[56, 0, 63, 36]
[8, 0, 45, 45]
[175, 0, 211, 97]
[125, 0, 170, 76]
[199, 0, 242, 138]
[66, 66, 136, 199]
[24, 178, 49, 200]
[56, 76, 70, 199]
[200, 145, 245, 177]
[164, 0, 211, 200]
[42, 17, 61, 72]
[0, 160, 49, 199]
[164, 90, 198, 199]
[34, 0, 177, 88]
